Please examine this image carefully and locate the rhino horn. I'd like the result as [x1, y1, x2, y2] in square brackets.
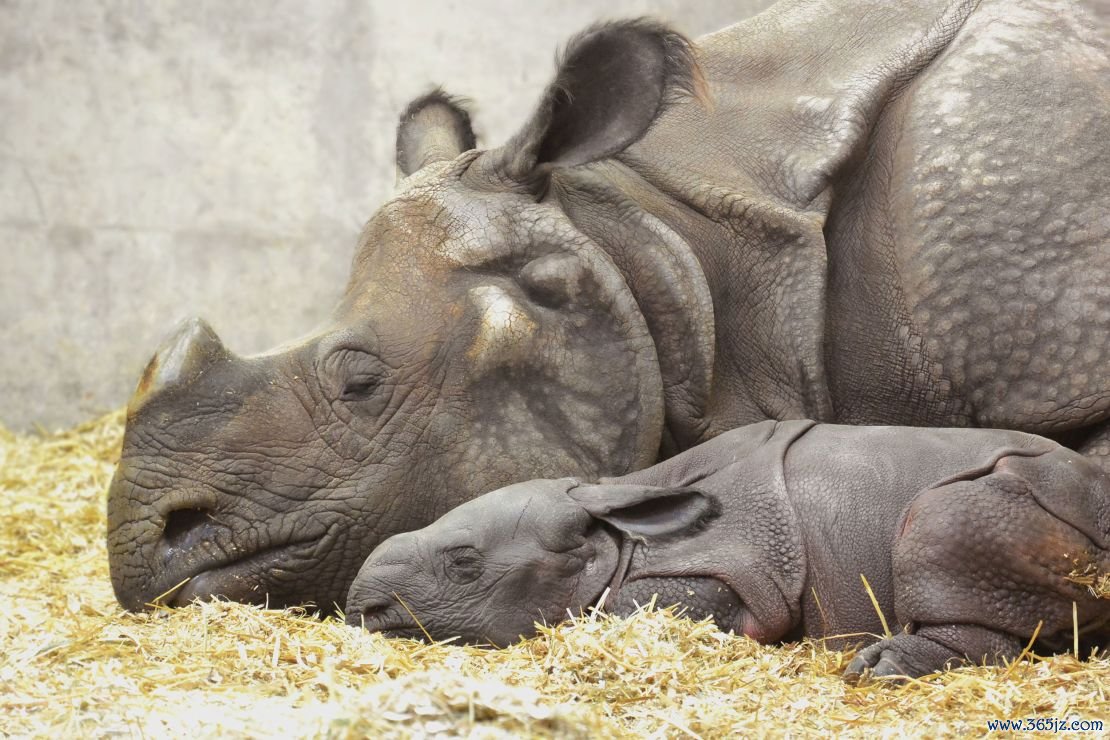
[129, 317, 230, 412]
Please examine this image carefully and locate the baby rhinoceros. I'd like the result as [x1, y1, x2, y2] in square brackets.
[346, 420, 1110, 678]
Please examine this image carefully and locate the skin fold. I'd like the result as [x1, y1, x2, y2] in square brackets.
[107, 0, 1109, 613]
[347, 422, 1110, 678]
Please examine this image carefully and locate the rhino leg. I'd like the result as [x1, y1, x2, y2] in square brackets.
[844, 624, 1022, 679]
[854, 449, 1110, 680]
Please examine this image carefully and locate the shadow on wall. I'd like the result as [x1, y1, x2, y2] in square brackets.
[0, 0, 775, 432]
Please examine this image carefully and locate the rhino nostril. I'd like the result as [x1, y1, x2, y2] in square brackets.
[163, 507, 216, 546]
[347, 600, 390, 628]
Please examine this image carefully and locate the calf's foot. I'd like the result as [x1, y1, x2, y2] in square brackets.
[844, 624, 1022, 679]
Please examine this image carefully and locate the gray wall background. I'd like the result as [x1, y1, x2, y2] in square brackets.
[0, 0, 774, 431]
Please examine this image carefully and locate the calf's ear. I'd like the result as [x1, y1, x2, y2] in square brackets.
[568, 484, 717, 539]
[498, 19, 705, 186]
[396, 90, 477, 178]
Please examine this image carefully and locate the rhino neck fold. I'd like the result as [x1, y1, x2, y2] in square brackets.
[554, 163, 722, 455]
[610, 420, 816, 641]
[612, 153, 839, 431]
[555, 161, 835, 455]
[587, 0, 984, 435]
[599, 535, 637, 612]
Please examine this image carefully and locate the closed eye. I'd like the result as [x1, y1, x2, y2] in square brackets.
[444, 545, 484, 584]
[340, 374, 380, 401]
[318, 344, 389, 405]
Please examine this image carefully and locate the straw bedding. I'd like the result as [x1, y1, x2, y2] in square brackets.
[2, 412, 1109, 738]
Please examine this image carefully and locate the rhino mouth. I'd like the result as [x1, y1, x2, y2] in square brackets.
[381, 626, 433, 641]
[159, 535, 329, 608]
[346, 600, 428, 639]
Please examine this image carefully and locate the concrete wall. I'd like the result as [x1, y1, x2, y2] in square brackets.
[0, 0, 774, 431]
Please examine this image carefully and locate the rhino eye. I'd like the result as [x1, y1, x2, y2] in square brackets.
[322, 347, 388, 404]
[443, 545, 483, 584]
[340, 374, 380, 401]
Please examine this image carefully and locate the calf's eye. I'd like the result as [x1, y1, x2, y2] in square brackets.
[443, 545, 483, 584]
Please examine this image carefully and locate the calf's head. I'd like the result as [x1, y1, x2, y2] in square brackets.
[345, 479, 715, 644]
[107, 21, 704, 612]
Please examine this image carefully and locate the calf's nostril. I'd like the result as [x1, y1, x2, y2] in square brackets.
[162, 507, 215, 546]
[347, 600, 390, 628]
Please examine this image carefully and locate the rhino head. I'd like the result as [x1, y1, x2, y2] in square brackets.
[107, 20, 712, 612]
[345, 478, 716, 645]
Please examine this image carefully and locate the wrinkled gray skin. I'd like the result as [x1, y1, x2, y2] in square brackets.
[108, 0, 1110, 613]
[348, 422, 1110, 678]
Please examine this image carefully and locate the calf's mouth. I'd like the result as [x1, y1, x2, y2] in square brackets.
[346, 599, 426, 639]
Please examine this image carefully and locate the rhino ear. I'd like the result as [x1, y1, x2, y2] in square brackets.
[498, 19, 705, 187]
[396, 90, 477, 178]
[568, 484, 717, 539]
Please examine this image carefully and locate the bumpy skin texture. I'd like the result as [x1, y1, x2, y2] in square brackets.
[846, 448, 1110, 677]
[348, 423, 1110, 678]
[822, 1, 1110, 436]
[109, 1, 1109, 612]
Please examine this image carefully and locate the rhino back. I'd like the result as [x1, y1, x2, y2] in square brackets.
[825, 0, 1110, 431]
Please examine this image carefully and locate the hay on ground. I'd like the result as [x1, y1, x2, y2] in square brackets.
[2, 412, 1109, 738]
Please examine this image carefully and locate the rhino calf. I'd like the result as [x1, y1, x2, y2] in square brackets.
[347, 421, 1110, 678]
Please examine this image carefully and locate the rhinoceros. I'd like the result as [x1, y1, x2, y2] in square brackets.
[107, 0, 1110, 613]
[346, 422, 1110, 678]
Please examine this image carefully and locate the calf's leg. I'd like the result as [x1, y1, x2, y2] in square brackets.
[845, 449, 1110, 679]
[845, 624, 1022, 678]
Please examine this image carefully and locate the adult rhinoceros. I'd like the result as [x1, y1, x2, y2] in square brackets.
[107, 0, 1109, 613]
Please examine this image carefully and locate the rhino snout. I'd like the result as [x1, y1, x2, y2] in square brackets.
[344, 597, 413, 634]
[345, 597, 386, 628]
[158, 504, 223, 562]
[346, 580, 428, 638]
